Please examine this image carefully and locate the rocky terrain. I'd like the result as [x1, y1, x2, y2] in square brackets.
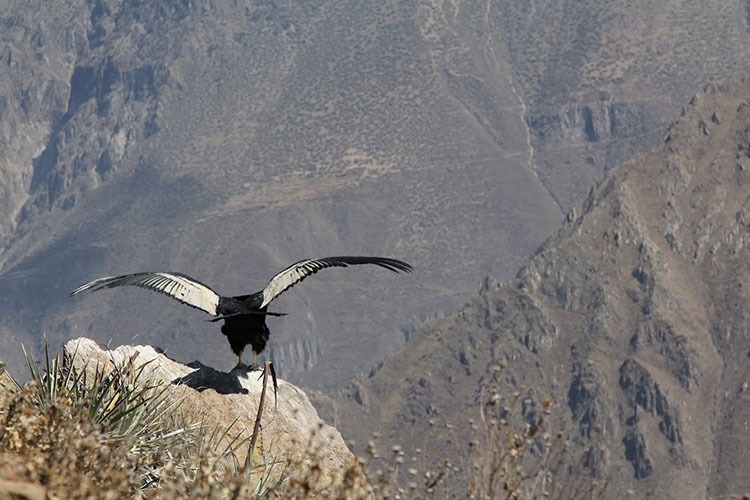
[1, 1, 750, 496]
[335, 80, 750, 498]
[63, 336, 357, 481]
[2, 1, 750, 394]
[0, 337, 367, 498]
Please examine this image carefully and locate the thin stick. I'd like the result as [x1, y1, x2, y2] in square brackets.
[243, 361, 276, 472]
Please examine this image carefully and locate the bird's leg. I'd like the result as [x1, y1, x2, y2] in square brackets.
[234, 350, 248, 371]
[250, 351, 261, 371]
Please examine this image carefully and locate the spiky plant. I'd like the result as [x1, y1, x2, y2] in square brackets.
[0, 343, 317, 499]
[26, 343, 190, 448]
[14, 341, 201, 490]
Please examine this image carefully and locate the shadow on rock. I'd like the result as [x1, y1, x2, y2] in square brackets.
[171, 361, 253, 395]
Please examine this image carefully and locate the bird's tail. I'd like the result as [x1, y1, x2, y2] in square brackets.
[207, 311, 287, 322]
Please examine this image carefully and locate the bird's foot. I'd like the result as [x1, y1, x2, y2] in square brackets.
[232, 361, 262, 372]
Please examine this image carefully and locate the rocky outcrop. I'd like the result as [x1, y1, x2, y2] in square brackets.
[335, 80, 750, 498]
[0, 3, 167, 246]
[64, 337, 361, 488]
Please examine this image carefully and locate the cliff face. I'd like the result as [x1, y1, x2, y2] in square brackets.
[499, 1, 750, 211]
[335, 81, 750, 498]
[3, 1, 750, 394]
[0, 0, 561, 390]
[0, 1, 169, 243]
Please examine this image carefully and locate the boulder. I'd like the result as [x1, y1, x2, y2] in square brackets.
[64, 337, 362, 489]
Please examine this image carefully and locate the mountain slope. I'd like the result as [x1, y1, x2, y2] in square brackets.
[334, 80, 750, 498]
[0, 0, 559, 390]
[500, 1, 750, 211]
[2, 1, 750, 395]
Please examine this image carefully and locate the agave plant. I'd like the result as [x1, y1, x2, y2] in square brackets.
[24, 342, 190, 449]
[17, 341, 289, 498]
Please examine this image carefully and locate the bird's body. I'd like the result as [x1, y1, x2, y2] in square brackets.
[215, 293, 271, 364]
[71, 256, 412, 370]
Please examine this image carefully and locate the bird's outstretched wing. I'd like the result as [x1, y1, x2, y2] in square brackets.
[71, 272, 221, 316]
[260, 256, 413, 308]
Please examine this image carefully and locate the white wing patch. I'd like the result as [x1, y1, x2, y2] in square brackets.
[152, 273, 220, 315]
[72, 257, 411, 315]
[71, 272, 220, 316]
[259, 256, 413, 308]
[260, 259, 329, 308]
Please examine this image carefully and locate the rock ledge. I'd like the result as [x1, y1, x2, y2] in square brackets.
[64, 337, 359, 486]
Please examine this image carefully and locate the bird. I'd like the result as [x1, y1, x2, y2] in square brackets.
[71, 256, 413, 370]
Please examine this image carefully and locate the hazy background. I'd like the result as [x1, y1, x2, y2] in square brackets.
[0, 0, 748, 390]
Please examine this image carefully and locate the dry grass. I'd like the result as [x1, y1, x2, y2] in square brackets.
[341, 364, 606, 499]
[0, 345, 372, 499]
[464, 386, 607, 499]
[0, 349, 601, 499]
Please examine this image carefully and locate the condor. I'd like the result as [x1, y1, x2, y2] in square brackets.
[71, 256, 413, 370]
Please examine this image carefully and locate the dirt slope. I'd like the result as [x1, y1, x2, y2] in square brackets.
[335, 80, 750, 498]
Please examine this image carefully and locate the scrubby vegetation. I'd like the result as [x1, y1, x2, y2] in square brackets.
[0, 347, 596, 499]
[0, 345, 372, 498]
[0, 346, 245, 498]
[353, 364, 607, 500]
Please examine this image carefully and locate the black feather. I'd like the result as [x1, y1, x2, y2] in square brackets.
[71, 256, 412, 370]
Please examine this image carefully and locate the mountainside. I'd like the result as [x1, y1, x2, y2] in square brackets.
[334, 81, 750, 498]
[501, 1, 750, 211]
[2, 1, 750, 396]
